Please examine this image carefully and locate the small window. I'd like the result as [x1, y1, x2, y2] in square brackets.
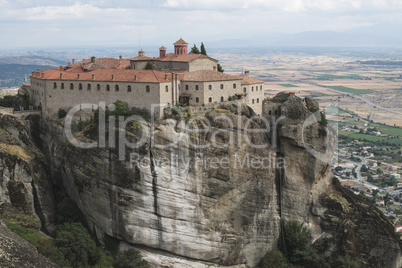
[257, 98, 259, 103]
[53, 82, 57, 89]
[208, 97, 212, 103]
[220, 84, 224, 89]
[275, 110, 278, 115]
[146, 85, 150, 92]
[87, 84, 91, 90]
[243, 87, 246, 93]
[165, 85, 168, 92]
[115, 85, 119, 91]
[128, 85, 132, 92]
[61, 83, 64, 89]
[196, 97, 199, 103]
[70, 83, 74, 90]
[106, 85, 110, 91]
[79, 83, 82, 90]
[252, 99, 255, 104]
[252, 86, 254, 92]
[233, 83, 236, 89]
[220, 96, 224, 102]
[195, 85, 199, 90]
[260, 85, 262, 90]
[269, 111, 272, 115]
[209, 85, 212, 90]
[185, 85, 189, 90]
[97, 84, 100, 91]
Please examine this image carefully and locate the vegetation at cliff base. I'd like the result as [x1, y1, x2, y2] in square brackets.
[259, 221, 358, 268]
[114, 248, 149, 268]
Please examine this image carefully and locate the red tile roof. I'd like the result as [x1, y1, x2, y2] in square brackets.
[241, 75, 264, 85]
[159, 53, 218, 63]
[65, 57, 131, 72]
[31, 69, 171, 83]
[129, 56, 153, 61]
[182, 70, 242, 82]
[174, 38, 189, 45]
[159, 46, 167, 50]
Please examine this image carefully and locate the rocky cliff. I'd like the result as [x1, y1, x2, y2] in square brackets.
[0, 93, 401, 267]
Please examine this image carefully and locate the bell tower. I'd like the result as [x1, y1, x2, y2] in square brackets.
[173, 38, 189, 56]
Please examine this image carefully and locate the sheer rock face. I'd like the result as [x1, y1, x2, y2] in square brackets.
[19, 94, 401, 267]
[0, 114, 55, 232]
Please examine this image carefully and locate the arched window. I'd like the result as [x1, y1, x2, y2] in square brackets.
[165, 85, 168, 92]
[61, 83, 64, 89]
[260, 85, 262, 90]
[209, 85, 212, 90]
[70, 83, 74, 90]
[53, 82, 57, 89]
[128, 85, 131, 92]
[251, 86, 254, 92]
[87, 84, 91, 90]
[185, 85, 189, 90]
[257, 98, 259, 103]
[269, 111, 272, 115]
[208, 97, 212, 103]
[97, 84, 100, 91]
[220, 96, 224, 102]
[195, 85, 199, 90]
[146, 85, 150, 92]
[115, 85, 119, 91]
[233, 83, 236, 89]
[252, 99, 255, 104]
[196, 97, 199, 103]
[243, 87, 246, 93]
[220, 84, 224, 89]
[78, 83, 82, 90]
[106, 85, 110, 91]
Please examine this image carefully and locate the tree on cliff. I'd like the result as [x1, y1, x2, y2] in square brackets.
[114, 248, 149, 268]
[200, 42, 207, 55]
[190, 44, 200, 54]
[144, 61, 154, 70]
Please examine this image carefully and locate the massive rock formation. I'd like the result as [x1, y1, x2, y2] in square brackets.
[0, 92, 400, 267]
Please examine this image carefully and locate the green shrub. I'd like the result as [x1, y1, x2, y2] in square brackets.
[258, 249, 291, 268]
[283, 221, 316, 266]
[58, 108, 67, 118]
[320, 112, 328, 126]
[55, 222, 101, 267]
[335, 255, 358, 268]
[114, 248, 149, 268]
[0, 95, 16, 107]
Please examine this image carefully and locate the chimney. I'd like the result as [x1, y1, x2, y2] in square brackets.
[165, 74, 168, 80]
[37, 68, 40, 71]
[60, 73, 62, 79]
[41, 73, 44, 78]
[91, 56, 96, 63]
[112, 74, 114, 80]
[289, 92, 295, 96]
[119, 55, 122, 60]
[72, 58, 75, 64]
[244, 70, 249, 76]
[138, 50, 144, 57]
[77, 74, 80, 79]
[32, 71, 34, 75]
[68, 62, 71, 66]
[159, 46, 166, 58]
[134, 75, 137, 81]
[92, 73, 95, 80]
[213, 66, 217, 71]
[59, 66, 63, 70]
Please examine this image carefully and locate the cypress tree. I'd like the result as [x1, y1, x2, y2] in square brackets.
[200, 42, 207, 55]
[190, 44, 200, 54]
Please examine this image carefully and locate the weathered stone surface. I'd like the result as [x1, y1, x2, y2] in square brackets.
[0, 114, 56, 232]
[305, 96, 319, 112]
[0, 94, 397, 267]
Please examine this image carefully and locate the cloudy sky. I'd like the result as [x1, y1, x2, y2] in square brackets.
[1, 0, 402, 49]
